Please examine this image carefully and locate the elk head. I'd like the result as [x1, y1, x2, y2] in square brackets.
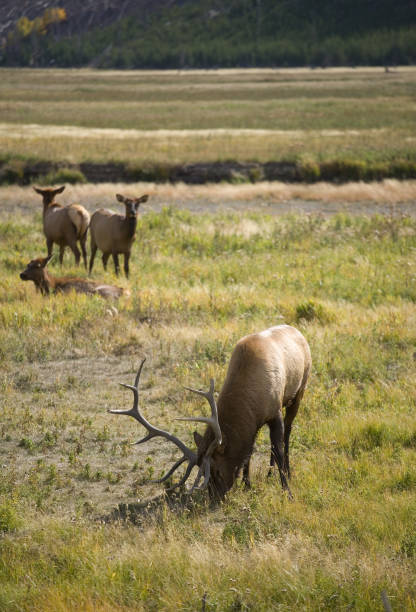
[20, 255, 53, 294]
[33, 185, 65, 206]
[116, 193, 149, 219]
[109, 359, 224, 498]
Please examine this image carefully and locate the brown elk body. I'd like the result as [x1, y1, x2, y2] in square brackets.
[34, 186, 90, 268]
[89, 193, 149, 277]
[110, 324, 311, 500]
[194, 325, 311, 498]
[20, 256, 129, 299]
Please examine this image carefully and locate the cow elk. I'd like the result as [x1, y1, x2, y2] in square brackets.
[20, 255, 129, 299]
[109, 325, 311, 500]
[89, 193, 149, 277]
[33, 186, 90, 268]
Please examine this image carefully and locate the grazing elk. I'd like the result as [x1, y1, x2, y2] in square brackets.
[109, 325, 311, 500]
[33, 186, 90, 268]
[20, 255, 129, 299]
[89, 193, 149, 277]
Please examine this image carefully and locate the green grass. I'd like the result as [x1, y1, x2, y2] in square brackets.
[0, 198, 415, 610]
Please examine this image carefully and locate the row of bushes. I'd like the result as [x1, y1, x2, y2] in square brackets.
[2, 157, 416, 186]
[3, 28, 416, 69]
[299, 158, 416, 183]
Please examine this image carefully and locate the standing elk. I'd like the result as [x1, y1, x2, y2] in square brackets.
[89, 193, 149, 277]
[109, 324, 311, 500]
[20, 255, 129, 299]
[33, 186, 90, 268]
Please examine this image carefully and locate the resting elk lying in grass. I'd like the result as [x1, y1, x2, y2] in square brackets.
[33, 186, 90, 268]
[20, 255, 129, 299]
[110, 325, 311, 500]
[89, 193, 149, 277]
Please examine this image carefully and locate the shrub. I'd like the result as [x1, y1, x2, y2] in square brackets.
[127, 163, 173, 183]
[39, 167, 87, 185]
[0, 502, 21, 532]
[295, 299, 336, 324]
[389, 160, 416, 180]
[0, 160, 25, 185]
[320, 159, 367, 182]
[298, 160, 321, 182]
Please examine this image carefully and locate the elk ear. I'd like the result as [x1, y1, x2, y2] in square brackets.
[138, 194, 149, 204]
[116, 194, 125, 203]
[193, 431, 204, 449]
[33, 187, 43, 195]
[54, 185, 65, 195]
[41, 255, 53, 268]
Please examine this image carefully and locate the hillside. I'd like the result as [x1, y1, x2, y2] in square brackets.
[1, 0, 416, 68]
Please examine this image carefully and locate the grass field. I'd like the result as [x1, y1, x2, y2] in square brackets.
[0, 180, 415, 610]
[0, 67, 416, 610]
[0, 67, 415, 167]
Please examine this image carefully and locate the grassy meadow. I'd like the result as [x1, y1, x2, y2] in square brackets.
[0, 67, 416, 167]
[0, 182, 415, 610]
[0, 67, 416, 610]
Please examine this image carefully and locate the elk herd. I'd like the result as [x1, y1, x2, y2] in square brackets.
[20, 185, 148, 297]
[19, 183, 312, 502]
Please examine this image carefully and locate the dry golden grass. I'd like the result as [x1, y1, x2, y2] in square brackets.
[1, 182, 416, 227]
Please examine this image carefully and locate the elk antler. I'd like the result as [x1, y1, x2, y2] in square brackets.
[177, 379, 222, 490]
[108, 359, 219, 492]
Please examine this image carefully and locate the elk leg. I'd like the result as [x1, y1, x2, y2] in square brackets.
[89, 243, 97, 274]
[268, 415, 292, 496]
[102, 253, 110, 271]
[67, 240, 81, 265]
[80, 233, 88, 269]
[112, 253, 120, 276]
[242, 454, 252, 488]
[123, 252, 130, 278]
[268, 449, 276, 475]
[46, 238, 54, 258]
[59, 245, 65, 265]
[284, 389, 303, 479]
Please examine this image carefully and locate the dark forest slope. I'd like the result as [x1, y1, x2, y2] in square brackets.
[1, 0, 416, 68]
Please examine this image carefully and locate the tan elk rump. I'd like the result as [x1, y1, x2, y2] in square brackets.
[89, 193, 149, 277]
[20, 255, 129, 299]
[110, 324, 311, 499]
[33, 186, 90, 267]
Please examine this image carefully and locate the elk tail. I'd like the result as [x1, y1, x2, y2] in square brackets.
[68, 205, 90, 239]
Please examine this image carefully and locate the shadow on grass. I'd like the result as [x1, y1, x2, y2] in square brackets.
[102, 487, 211, 526]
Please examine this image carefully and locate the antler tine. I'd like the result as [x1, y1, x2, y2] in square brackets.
[163, 462, 196, 491]
[109, 357, 146, 418]
[134, 357, 146, 387]
[188, 457, 211, 492]
[152, 456, 187, 484]
[181, 378, 222, 450]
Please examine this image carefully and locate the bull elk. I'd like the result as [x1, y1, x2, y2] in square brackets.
[20, 255, 129, 299]
[110, 325, 311, 499]
[33, 186, 90, 268]
[89, 193, 149, 277]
